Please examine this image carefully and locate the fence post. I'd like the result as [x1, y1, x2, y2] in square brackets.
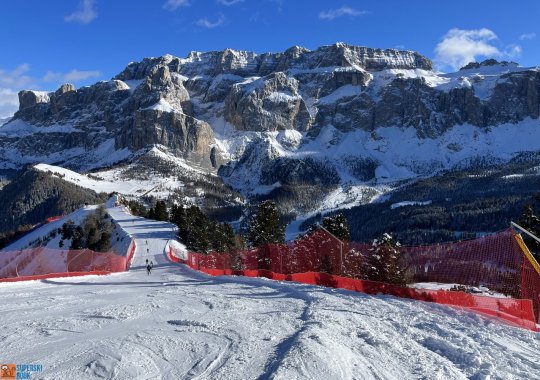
[280, 246, 283, 274]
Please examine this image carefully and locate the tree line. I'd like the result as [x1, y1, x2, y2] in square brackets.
[121, 197, 410, 284]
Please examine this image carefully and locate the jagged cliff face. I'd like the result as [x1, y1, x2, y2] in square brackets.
[2, 43, 540, 204]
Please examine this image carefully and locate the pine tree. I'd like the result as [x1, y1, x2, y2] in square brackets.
[247, 200, 285, 247]
[322, 214, 350, 241]
[96, 231, 111, 252]
[154, 200, 169, 221]
[70, 226, 85, 249]
[363, 233, 410, 285]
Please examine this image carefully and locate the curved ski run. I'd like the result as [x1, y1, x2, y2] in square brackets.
[1, 205, 538, 379]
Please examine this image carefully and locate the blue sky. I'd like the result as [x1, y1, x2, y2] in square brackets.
[1, 0, 539, 117]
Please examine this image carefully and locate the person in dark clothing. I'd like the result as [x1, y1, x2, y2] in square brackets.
[146, 260, 153, 275]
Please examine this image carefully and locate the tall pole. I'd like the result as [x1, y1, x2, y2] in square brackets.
[511, 221, 540, 244]
[317, 224, 344, 276]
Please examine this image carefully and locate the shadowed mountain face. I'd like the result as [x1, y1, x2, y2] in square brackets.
[1, 43, 540, 239]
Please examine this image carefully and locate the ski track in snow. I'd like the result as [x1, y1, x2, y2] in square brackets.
[1, 205, 539, 379]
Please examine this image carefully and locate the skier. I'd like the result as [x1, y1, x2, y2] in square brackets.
[146, 260, 153, 275]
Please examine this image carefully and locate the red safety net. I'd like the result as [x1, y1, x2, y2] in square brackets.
[398, 229, 540, 318]
[0, 246, 131, 280]
[176, 228, 540, 330]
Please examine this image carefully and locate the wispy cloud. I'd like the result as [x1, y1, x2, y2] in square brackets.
[64, 0, 97, 24]
[163, 0, 191, 11]
[43, 69, 102, 83]
[217, 0, 244, 5]
[519, 32, 536, 41]
[0, 64, 32, 89]
[0, 64, 34, 118]
[0, 88, 19, 119]
[0, 64, 102, 118]
[196, 13, 225, 28]
[434, 28, 521, 71]
[319, 6, 368, 20]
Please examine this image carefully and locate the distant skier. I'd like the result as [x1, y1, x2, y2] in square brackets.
[146, 260, 153, 275]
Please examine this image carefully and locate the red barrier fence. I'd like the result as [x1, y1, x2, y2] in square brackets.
[0, 240, 137, 281]
[169, 228, 540, 331]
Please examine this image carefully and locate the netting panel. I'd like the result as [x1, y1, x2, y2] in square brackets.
[0, 247, 128, 279]
[186, 228, 540, 324]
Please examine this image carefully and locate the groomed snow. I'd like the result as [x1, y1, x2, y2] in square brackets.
[391, 200, 432, 209]
[1, 204, 539, 379]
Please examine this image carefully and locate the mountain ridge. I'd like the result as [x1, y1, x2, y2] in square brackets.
[1, 42, 540, 238]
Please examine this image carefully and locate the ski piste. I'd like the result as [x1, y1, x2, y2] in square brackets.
[1, 202, 539, 379]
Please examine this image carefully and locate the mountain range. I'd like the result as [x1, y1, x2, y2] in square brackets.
[1, 42, 540, 242]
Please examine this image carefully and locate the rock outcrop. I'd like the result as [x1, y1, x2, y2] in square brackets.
[3, 43, 540, 192]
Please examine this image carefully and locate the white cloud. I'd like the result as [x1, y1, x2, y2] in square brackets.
[0, 88, 19, 119]
[434, 28, 504, 70]
[196, 14, 225, 28]
[217, 0, 244, 5]
[319, 6, 368, 20]
[43, 69, 102, 83]
[507, 44, 522, 56]
[519, 32, 536, 41]
[0, 64, 32, 88]
[0, 64, 34, 117]
[64, 0, 97, 24]
[0, 65, 102, 118]
[163, 0, 190, 11]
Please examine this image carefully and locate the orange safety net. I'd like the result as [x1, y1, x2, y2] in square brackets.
[179, 228, 540, 328]
[0, 247, 129, 279]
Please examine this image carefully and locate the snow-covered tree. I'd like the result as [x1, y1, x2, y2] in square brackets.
[247, 201, 285, 247]
[363, 233, 410, 285]
[322, 214, 350, 241]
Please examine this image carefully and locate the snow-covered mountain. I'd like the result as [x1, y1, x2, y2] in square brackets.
[2, 43, 540, 220]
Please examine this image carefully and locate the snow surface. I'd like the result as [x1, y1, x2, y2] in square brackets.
[2, 206, 97, 252]
[145, 98, 179, 113]
[34, 150, 196, 198]
[0, 119, 81, 137]
[411, 283, 510, 299]
[123, 79, 144, 93]
[391, 200, 432, 209]
[1, 204, 539, 379]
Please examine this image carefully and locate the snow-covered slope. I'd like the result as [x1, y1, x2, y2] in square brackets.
[1, 255, 539, 378]
[33, 145, 210, 199]
[2, 201, 539, 378]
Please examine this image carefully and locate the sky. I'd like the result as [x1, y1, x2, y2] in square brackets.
[0, 0, 539, 117]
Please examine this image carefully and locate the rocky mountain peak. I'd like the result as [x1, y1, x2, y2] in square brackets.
[460, 59, 519, 71]
[113, 43, 434, 82]
[3, 43, 540, 205]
